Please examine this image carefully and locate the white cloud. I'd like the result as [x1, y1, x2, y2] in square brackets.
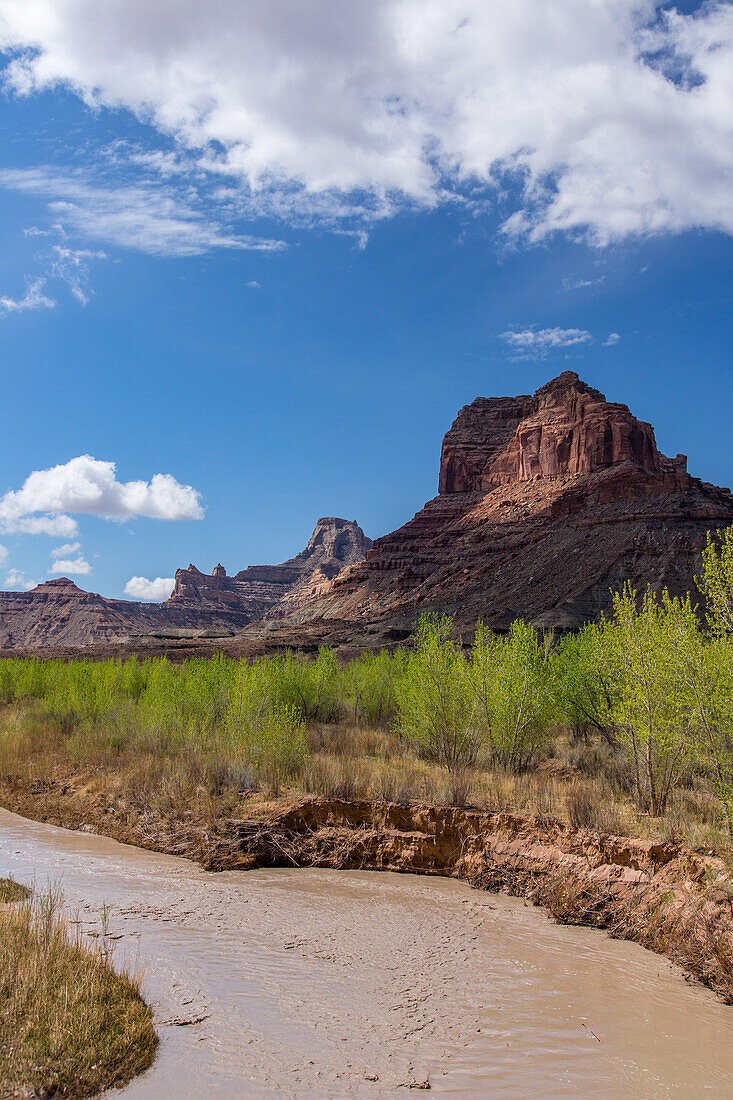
[125, 575, 175, 601]
[0, 454, 204, 535]
[51, 541, 81, 558]
[562, 276, 604, 291]
[604, 332, 621, 346]
[0, 168, 286, 257]
[246, 280, 260, 288]
[0, 545, 7, 567]
[1, 1, 732, 244]
[48, 554, 91, 575]
[3, 568, 39, 591]
[501, 327, 593, 356]
[2, 514, 79, 537]
[49, 541, 90, 575]
[0, 277, 56, 314]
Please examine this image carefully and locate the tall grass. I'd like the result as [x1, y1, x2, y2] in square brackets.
[0, 884, 156, 1098]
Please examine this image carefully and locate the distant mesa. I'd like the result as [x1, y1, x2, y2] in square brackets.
[31, 577, 84, 592]
[1, 371, 731, 651]
[0, 518, 371, 648]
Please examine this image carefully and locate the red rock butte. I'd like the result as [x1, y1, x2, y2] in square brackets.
[439, 372, 663, 492]
[280, 371, 733, 637]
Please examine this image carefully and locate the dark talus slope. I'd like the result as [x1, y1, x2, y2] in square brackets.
[0, 518, 371, 648]
[280, 372, 733, 634]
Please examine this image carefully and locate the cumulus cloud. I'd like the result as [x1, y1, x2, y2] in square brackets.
[48, 541, 90, 575]
[50, 541, 80, 558]
[1, 1, 732, 243]
[0, 454, 204, 535]
[604, 332, 621, 346]
[3, 568, 39, 591]
[3, 514, 78, 537]
[0, 276, 56, 314]
[501, 327, 594, 356]
[0, 168, 286, 257]
[48, 555, 91, 576]
[0, 545, 7, 567]
[124, 575, 175, 602]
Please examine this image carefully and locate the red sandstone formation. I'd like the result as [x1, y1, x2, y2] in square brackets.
[440, 373, 661, 491]
[167, 516, 372, 625]
[280, 372, 733, 635]
[0, 518, 371, 648]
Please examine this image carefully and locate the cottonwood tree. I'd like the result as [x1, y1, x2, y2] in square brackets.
[553, 623, 619, 744]
[395, 615, 478, 771]
[606, 586, 695, 817]
[469, 620, 558, 771]
[671, 626, 733, 833]
[699, 526, 733, 635]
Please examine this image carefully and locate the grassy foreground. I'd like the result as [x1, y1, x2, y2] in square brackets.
[0, 636, 730, 862]
[0, 880, 157, 1099]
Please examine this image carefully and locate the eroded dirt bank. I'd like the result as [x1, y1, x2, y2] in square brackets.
[2, 776, 733, 1003]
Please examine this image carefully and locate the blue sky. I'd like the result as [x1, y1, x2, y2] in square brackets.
[0, 1, 731, 599]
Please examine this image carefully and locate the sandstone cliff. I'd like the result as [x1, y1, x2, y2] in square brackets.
[167, 516, 372, 625]
[280, 372, 733, 634]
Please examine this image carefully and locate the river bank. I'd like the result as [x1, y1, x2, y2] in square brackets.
[2, 772, 733, 1004]
[2, 806, 733, 1098]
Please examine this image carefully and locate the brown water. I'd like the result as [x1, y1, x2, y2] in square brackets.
[2, 807, 733, 1098]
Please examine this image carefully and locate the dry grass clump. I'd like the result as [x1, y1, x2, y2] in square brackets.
[0, 875, 31, 903]
[0, 886, 157, 1099]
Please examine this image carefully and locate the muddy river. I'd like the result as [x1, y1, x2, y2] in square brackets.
[2, 807, 733, 1098]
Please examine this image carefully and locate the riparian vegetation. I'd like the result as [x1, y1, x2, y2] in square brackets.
[1, 527, 732, 852]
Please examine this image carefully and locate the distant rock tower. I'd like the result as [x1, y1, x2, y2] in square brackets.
[212, 563, 226, 578]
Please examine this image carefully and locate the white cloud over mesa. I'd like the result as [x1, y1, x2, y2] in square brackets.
[48, 542, 91, 576]
[124, 576, 175, 602]
[3, 568, 39, 591]
[0, 1, 732, 244]
[0, 455, 204, 537]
